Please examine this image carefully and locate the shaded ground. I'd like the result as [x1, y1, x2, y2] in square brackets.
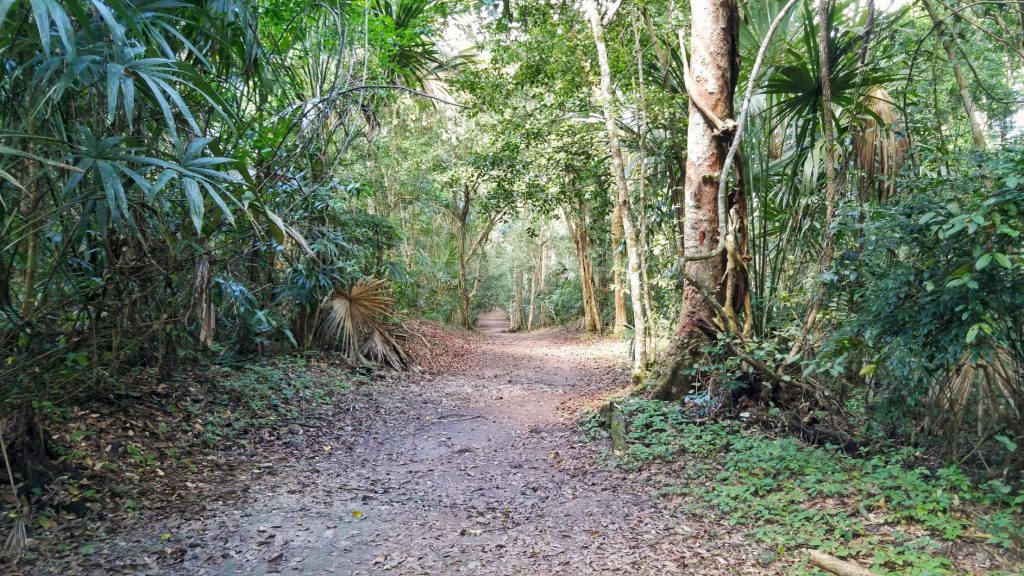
[475, 309, 511, 334]
[22, 322, 783, 575]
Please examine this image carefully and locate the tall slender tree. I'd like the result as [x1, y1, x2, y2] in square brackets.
[920, 0, 988, 151]
[583, 0, 648, 374]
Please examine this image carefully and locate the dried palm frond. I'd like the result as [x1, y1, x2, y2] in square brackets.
[193, 255, 215, 348]
[318, 279, 411, 369]
[925, 347, 1024, 439]
[1, 419, 26, 560]
[853, 86, 906, 203]
[361, 327, 412, 370]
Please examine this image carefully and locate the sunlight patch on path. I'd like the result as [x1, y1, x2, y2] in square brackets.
[475, 309, 511, 334]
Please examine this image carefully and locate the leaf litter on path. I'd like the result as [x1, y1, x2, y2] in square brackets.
[14, 324, 785, 575]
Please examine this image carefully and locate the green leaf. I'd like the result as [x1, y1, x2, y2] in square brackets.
[994, 435, 1017, 453]
[96, 160, 133, 229]
[965, 324, 979, 344]
[182, 176, 204, 234]
[993, 253, 1012, 269]
[859, 364, 877, 376]
[31, 0, 52, 54]
[975, 253, 992, 270]
[106, 63, 122, 123]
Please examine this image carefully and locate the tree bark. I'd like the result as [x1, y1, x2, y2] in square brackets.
[565, 206, 603, 333]
[458, 260, 471, 329]
[538, 227, 548, 327]
[585, 0, 648, 375]
[633, 8, 657, 360]
[611, 205, 628, 333]
[654, 0, 740, 399]
[453, 185, 500, 330]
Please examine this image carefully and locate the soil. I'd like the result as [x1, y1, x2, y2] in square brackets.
[14, 313, 779, 575]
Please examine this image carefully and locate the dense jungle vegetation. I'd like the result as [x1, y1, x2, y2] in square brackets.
[0, 0, 1023, 573]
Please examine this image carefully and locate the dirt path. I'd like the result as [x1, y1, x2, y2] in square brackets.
[61, 328, 775, 575]
[475, 309, 511, 334]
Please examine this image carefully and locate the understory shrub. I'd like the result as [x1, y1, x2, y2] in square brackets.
[816, 148, 1024, 459]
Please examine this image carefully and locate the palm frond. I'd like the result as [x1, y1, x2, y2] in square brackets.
[926, 347, 1023, 439]
[319, 279, 410, 369]
[853, 86, 905, 202]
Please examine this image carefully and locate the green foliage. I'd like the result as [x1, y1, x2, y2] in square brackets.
[0, 0, 452, 401]
[612, 405, 1024, 573]
[182, 357, 352, 444]
[817, 147, 1024, 446]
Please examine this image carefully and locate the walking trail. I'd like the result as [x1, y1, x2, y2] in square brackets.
[56, 313, 776, 575]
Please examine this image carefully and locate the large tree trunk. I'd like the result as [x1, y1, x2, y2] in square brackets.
[585, 0, 648, 375]
[654, 0, 741, 399]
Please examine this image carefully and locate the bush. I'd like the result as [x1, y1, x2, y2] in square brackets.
[818, 148, 1024, 456]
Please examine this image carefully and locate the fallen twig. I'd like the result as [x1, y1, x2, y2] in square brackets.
[434, 415, 483, 423]
[807, 550, 875, 576]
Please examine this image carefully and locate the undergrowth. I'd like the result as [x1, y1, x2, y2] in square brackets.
[583, 399, 1024, 575]
[17, 355, 365, 565]
[181, 357, 360, 445]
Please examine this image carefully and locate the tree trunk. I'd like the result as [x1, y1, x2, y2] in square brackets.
[920, 0, 987, 151]
[17, 161, 44, 321]
[510, 263, 524, 331]
[633, 9, 657, 360]
[456, 186, 472, 329]
[785, 0, 840, 362]
[565, 207, 603, 333]
[654, 0, 740, 399]
[538, 227, 548, 327]
[458, 256, 471, 330]
[585, 0, 648, 375]
[527, 264, 538, 331]
[611, 205, 628, 333]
